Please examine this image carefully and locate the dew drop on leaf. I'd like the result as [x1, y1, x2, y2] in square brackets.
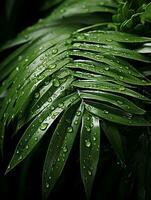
[106, 39, 112, 42]
[85, 140, 91, 147]
[76, 111, 81, 116]
[63, 146, 68, 153]
[92, 136, 96, 141]
[74, 120, 78, 125]
[24, 35, 29, 39]
[48, 97, 52, 102]
[52, 48, 58, 54]
[50, 64, 57, 69]
[53, 79, 60, 87]
[100, 2, 105, 5]
[87, 105, 92, 111]
[119, 76, 124, 80]
[119, 86, 125, 91]
[85, 126, 91, 132]
[127, 113, 133, 119]
[16, 67, 19, 71]
[86, 116, 90, 121]
[88, 170, 92, 176]
[50, 106, 55, 111]
[18, 55, 22, 61]
[16, 150, 19, 154]
[103, 110, 109, 114]
[60, 8, 65, 13]
[117, 100, 123, 105]
[77, 35, 85, 40]
[7, 165, 11, 170]
[45, 80, 49, 85]
[67, 127, 73, 133]
[104, 66, 110, 71]
[51, 113, 57, 119]
[40, 123, 48, 131]
[35, 92, 40, 99]
[73, 43, 81, 47]
[18, 155, 23, 160]
[46, 183, 50, 188]
[58, 103, 64, 108]
[25, 58, 29, 62]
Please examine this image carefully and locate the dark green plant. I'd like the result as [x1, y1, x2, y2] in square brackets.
[0, 0, 151, 199]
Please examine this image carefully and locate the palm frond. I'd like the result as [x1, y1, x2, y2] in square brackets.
[0, 0, 151, 199]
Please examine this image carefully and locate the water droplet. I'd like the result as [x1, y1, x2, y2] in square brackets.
[11, 114, 14, 119]
[34, 137, 38, 141]
[85, 140, 91, 147]
[104, 66, 110, 71]
[90, 123, 94, 128]
[52, 48, 58, 54]
[40, 123, 48, 130]
[18, 155, 23, 160]
[86, 116, 90, 121]
[77, 35, 85, 40]
[53, 79, 60, 87]
[67, 127, 73, 133]
[50, 106, 55, 111]
[73, 43, 81, 47]
[119, 76, 124, 80]
[117, 100, 123, 105]
[24, 35, 29, 39]
[58, 103, 64, 108]
[85, 126, 91, 132]
[45, 80, 49, 85]
[48, 97, 52, 102]
[60, 8, 65, 13]
[74, 120, 78, 125]
[87, 105, 92, 111]
[39, 46, 43, 50]
[18, 56, 22, 61]
[48, 176, 51, 180]
[16, 150, 19, 154]
[127, 113, 133, 119]
[103, 110, 109, 114]
[92, 136, 96, 141]
[76, 111, 81, 116]
[100, 2, 105, 5]
[50, 64, 57, 69]
[7, 165, 11, 170]
[25, 145, 29, 149]
[46, 183, 50, 188]
[119, 86, 125, 91]
[106, 39, 112, 42]
[35, 92, 40, 99]
[25, 58, 29, 62]
[117, 161, 120, 165]
[60, 86, 65, 90]
[88, 170, 92, 176]
[40, 56, 44, 60]
[82, 4, 86, 8]
[63, 146, 68, 153]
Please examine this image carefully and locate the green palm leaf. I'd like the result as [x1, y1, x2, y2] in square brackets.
[80, 111, 100, 199]
[0, 0, 151, 199]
